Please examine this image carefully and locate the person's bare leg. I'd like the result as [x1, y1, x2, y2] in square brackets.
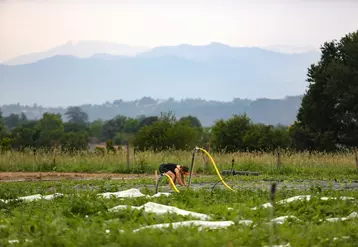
[166, 171, 175, 189]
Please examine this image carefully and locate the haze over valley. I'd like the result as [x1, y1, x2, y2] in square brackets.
[0, 41, 319, 108]
[1, 0, 357, 127]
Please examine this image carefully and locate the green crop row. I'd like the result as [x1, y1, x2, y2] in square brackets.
[0, 179, 358, 246]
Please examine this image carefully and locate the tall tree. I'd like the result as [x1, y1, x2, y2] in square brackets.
[36, 113, 64, 149]
[0, 110, 7, 139]
[10, 126, 37, 151]
[133, 119, 199, 152]
[101, 115, 127, 140]
[293, 30, 358, 151]
[138, 116, 159, 129]
[65, 106, 89, 125]
[179, 115, 202, 129]
[4, 113, 28, 130]
[61, 131, 89, 153]
[211, 114, 252, 152]
[90, 119, 104, 139]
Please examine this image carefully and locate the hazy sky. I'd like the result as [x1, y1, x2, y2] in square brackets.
[1, 0, 358, 61]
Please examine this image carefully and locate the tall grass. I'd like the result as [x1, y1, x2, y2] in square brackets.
[0, 148, 357, 178]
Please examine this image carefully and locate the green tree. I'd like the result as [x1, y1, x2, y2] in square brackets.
[242, 124, 269, 151]
[36, 113, 64, 149]
[289, 123, 314, 151]
[243, 124, 290, 151]
[10, 126, 37, 151]
[113, 118, 140, 145]
[101, 115, 127, 140]
[166, 121, 199, 150]
[271, 125, 290, 149]
[211, 114, 252, 152]
[178, 115, 202, 129]
[89, 119, 104, 139]
[0, 110, 7, 139]
[0, 137, 12, 153]
[65, 106, 89, 125]
[199, 127, 212, 147]
[4, 113, 28, 130]
[64, 122, 90, 133]
[123, 118, 140, 133]
[133, 120, 171, 151]
[160, 111, 176, 124]
[133, 114, 200, 151]
[61, 131, 89, 153]
[138, 116, 159, 129]
[293, 30, 358, 151]
[114, 132, 135, 145]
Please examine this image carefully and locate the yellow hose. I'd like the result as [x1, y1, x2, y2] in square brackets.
[164, 173, 180, 193]
[198, 147, 235, 192]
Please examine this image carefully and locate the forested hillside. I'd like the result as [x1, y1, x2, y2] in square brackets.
[0, 96, 302, 127]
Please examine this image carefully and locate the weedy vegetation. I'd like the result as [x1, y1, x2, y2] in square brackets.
[1, 149, 358, 246]
[1, 178, 358, 247]
[1, 149, 358, 180]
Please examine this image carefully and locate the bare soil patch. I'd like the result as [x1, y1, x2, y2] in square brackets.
[0, 172, 154, 182]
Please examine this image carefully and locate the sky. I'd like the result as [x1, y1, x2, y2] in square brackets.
[1, 0, 358, 61]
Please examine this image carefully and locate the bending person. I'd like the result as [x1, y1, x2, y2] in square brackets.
[159, 163, 189, 187]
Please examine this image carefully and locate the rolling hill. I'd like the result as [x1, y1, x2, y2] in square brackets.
[0, 96, 303, 127]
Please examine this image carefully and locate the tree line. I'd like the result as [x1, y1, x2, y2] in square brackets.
[0, 107, 291, 153]
[1, 30, 358, 153]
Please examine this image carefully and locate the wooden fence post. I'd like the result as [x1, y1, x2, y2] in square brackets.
[33, 148, 37, 172]
[355, 150, 358, 172]
[126, 143, 130, 171]
[277, 148, 281, 170]
[231, 158, 235, 175]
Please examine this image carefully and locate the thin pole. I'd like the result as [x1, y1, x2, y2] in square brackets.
[355, 149, 358, 172]
[188, 148, 198, 188]
[277, 148, 281, 170]
[126, 143, 130, 171]
[270, 183, 277, 246]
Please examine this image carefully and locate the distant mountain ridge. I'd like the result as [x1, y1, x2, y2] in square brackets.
[4, 41, 149, 65]
[0, 42, 320, 107]
[0, 96, 303, 127]
[138, 42, 319, 61]
[4, 41, 319, 65]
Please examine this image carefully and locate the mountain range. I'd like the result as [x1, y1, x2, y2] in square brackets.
[0, 41, 320, 107]
[4, 41, 148, 65]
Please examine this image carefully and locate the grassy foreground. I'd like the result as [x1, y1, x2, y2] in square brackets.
[0, 179, 358, 246]
[1, 149, 358, 180]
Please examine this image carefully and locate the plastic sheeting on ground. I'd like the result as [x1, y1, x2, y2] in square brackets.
[108, 202, 212, 220]
[270, 215, 300, 224]
[325, 212, 358, 222]
[97, 188, 171, 199]
[332, 236, 350, 241]
[252, 195, 355, 210]
[132, 220, 235, 232]
[237, 220, 254, 226]
[263, 243, 291, 247]
[8, 239, 32, 244]
[0, 193, 64, 204]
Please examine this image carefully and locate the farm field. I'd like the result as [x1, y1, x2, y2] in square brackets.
[1, 149, 358, 180]
[1, 149, 358, 246]
[1, 177, 358, 247]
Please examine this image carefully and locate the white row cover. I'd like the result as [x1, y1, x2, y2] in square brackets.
[251, 195, 356, 210]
